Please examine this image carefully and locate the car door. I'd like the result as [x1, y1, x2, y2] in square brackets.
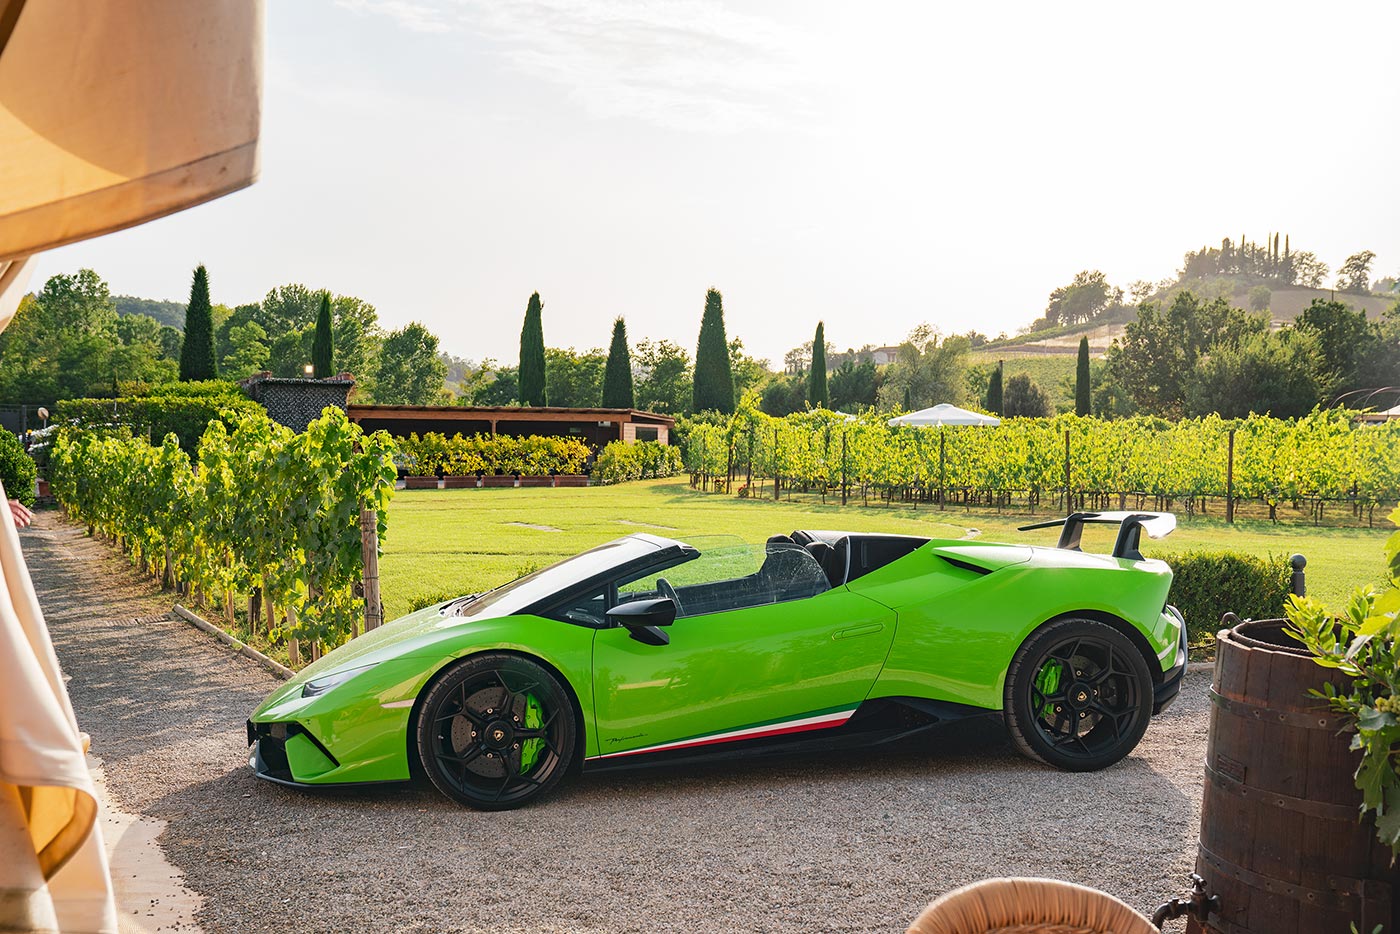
[590, 540, 896, 760]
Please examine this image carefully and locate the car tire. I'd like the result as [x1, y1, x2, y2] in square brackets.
[1003, 618, 1153, 772]
[416, 653, 577, 810]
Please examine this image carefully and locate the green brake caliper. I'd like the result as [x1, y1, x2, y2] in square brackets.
[1034, 660, 1064, 721]
[520, 693, 544, 773]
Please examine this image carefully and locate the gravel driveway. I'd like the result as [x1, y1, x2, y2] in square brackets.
[27, 513, 1207, 933]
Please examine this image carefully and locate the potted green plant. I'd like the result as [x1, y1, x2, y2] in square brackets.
[1287, 505, 1400, 853]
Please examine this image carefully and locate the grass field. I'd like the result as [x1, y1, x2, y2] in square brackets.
[380, 478, 1391, 619]
[969, 350, 1081, 411]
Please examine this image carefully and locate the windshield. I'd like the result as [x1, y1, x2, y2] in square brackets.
[451, 535, 673, 620]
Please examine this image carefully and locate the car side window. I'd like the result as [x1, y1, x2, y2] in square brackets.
[545, 587, 607, 627]
[615, 541, 829, 619]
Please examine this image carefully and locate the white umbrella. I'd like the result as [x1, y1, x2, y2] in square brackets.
[887, 403, 1000, 427]
[886, 404, 1000, 510]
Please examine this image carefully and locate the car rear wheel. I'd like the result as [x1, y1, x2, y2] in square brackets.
[1004, 618, 1152, 772]
[416, 653, 576, 810]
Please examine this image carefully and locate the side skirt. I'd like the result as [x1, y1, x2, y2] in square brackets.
[582, 697, 996, 773]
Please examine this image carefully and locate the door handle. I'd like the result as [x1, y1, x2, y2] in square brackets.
[832, 623, 883, 640]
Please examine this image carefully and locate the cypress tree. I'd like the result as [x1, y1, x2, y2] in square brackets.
[808, 321, 828, 409]
[985, 360, 1003, 415]
[692, 288, 734, 414]
[178, 264, 218, 381]
[602, 317, 635, 408]
[1075, 336, 1091, 416]
[311, 291, 334, 378]
[518, 291, 547, 406]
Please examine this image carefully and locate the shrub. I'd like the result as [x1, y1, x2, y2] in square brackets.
[56, 383, 262, 453]
[394, 432, 589, 476]
[1159, 549, 1292, 643]
[0, 431, 37, 506]
[593, 440, 684, 485]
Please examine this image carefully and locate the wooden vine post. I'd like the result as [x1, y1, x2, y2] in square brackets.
[361, 504, 382, 633]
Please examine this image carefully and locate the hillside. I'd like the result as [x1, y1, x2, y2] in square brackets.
[991, 280, 1397, 354]
[115, 295, 184, 329]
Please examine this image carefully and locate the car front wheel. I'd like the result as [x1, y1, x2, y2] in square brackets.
[416, 653, 577, 810]
[1003, 618, 1153, 772]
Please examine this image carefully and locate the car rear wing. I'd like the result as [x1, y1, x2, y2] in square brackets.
[1018, 511, 1176, 561]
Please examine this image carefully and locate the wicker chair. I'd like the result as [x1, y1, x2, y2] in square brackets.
[907, 877, 1160, 934]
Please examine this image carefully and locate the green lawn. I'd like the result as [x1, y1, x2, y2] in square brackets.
[380, 478, 1391, 618]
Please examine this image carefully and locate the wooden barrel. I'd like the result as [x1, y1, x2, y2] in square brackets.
[1187, 618, 1400, 934]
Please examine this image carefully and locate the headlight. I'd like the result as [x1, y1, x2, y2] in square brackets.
[301, 664, 375, 698]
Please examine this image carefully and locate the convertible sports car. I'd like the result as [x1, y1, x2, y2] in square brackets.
[248, 512, 1187, 810]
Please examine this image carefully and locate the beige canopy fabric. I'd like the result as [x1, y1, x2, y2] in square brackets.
[0, 0, 263, 263]
[0, 477, 118, 934]
[0, 1, 264, 928]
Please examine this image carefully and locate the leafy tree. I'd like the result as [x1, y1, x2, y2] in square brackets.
[635, 339, 692, 414]
[728, 337, 770, 399]
[260, 283, 320, 335]
[602, 318, 635, 408]
[331, 294, 381, 388]
[1337, 250, 1377, 293]
[1247, 285, 1271, 312]
[760, 374, 807, 416]
[876, 326, 968, 411]
[1075, 336, 1091, 416]
[1292, 251, 1329, 288]
[1184, 330, 1331, 418]
[1038, 270, 1122, 329]
[268, 328, 313, 378]
[1105, 291, 1267, 416]
[157, 325, 182, 362]
[518, 292, 547, 406]
[0, 271, 123, 402]
[178, 265, 218, 381]
[221, 321, 270, 379]
[830, 359, 879, 411]
[1294, 300, 1374, 391]
[311, 291, 334, 378]
[544, 347, 605, 407]
[376, 322, 448, 404]
[113, 295, 185, 329]
[469, 364, 520, 406]
[808, 321, 829, 408]
[692, 288, 734, 413]
[985, 360, 1003, 415]
[1089, 360, 1137, 418]
[1002, 373, 1053, 418]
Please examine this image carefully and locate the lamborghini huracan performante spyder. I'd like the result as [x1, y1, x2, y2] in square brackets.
[249, 512, 1187, 810]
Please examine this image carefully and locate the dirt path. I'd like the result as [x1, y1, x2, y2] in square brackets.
[24, 511, 1208, 933]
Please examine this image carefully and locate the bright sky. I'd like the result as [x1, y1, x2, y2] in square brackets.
[41, 0, 1400, 367]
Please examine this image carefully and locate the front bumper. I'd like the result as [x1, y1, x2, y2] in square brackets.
[247, 720, 341, 787]
[1152, 606, 1189, 715]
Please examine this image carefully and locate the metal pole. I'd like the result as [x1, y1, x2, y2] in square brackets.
[1225, 428, 1235, 524]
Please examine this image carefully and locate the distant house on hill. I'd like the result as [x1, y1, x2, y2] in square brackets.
[826, 345, 901, 371]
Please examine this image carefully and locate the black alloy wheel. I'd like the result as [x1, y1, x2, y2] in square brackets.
[1004, 618, 1153, 772]
[416, 653, 576, 810]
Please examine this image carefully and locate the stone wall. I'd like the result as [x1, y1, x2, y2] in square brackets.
[239, 373, 354, 433]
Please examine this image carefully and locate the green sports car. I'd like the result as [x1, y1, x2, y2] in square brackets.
[248, 511, 1187, 810]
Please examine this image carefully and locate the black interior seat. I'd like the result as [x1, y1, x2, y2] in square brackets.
[806, 539, 848, 588]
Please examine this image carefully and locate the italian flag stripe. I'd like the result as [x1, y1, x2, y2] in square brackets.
[589, 706, 858, 761]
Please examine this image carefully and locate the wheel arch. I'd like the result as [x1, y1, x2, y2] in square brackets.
[1037, 609, 1163, 685]
[405, 648, 588, 778]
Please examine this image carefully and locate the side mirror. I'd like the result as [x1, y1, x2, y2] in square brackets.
[607, 597, 676, 646]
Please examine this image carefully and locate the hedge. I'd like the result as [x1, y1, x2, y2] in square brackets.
[56, 382, 262, 454]
[1160, 550, 1292, 644]
[593, 440, 684, 485]
[0, 431, 36, 506]
[395, 432, 590, 477]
